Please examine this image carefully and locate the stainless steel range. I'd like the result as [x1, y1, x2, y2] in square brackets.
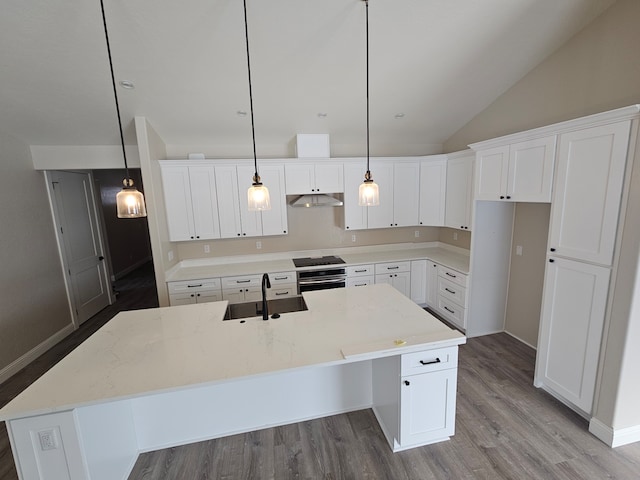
[293, 256, 347, 293]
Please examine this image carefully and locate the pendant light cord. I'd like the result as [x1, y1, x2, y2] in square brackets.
[243, 0, 259, 182]
[99, 0, 130, 185]
[365, 0, 370, 177]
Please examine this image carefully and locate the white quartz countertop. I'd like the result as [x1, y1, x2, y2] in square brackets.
[166, 245, 469, 282]
[0, 284, 465, 421]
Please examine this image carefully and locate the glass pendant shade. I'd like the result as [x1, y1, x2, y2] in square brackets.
[116, 180, 147, 218]
[248, 181, 271, 211]
[358, 179, 380, 206]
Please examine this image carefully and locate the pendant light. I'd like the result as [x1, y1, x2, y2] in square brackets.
[243, 0, 271, 211]
[358, 0, 380, 207]
[99, 0, 147, 219]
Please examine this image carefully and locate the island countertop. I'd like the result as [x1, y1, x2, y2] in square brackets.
[0, 284, 465, 421]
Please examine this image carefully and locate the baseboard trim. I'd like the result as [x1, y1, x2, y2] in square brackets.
[113, 257, 152, 281]
[503, 330, 537, 350]
[0, 324, 75, 385]
[589, 418, 640, 447]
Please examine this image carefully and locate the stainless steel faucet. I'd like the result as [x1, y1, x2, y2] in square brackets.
[261, 273, 271, 320]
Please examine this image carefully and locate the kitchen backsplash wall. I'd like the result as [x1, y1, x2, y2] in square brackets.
[438, 227, 471, 250]
[177, 204, 442, 260]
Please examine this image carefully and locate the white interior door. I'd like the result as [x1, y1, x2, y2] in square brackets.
[48, 170, 112, 324]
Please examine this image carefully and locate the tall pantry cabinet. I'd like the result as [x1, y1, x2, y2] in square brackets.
[468, 106, 640, 445]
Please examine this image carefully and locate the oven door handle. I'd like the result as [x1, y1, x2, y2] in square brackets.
[298, 276, 346, 286]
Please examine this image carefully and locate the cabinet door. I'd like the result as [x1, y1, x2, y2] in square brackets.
[259, 164, 288, 236]
[393, 161, 420, 227]
[426, 262, 439, 307]
[376, 272, 411, 298]
[314, 163, 344, 193]
[343, 160, 368, 230]
[410, 260, 428, 305]
[419, 159, 446, 226]
[367, 161, 394, 229]
[284, 164, 315, 194]
[215, 165, 243, 238]
[169, 292, 198, 306]
[549, 121, 630, 265]
[508, 136, 556, 202]
[445, 154, 473, 230]
[237, 165, 263, 237]
[475, 146, 509, 201]
[160, 165, 196, 241]
[222, 289, 246, 304]
[535, 257, 610, 413]
[189, 165, 221, 240]
[400, 369, 457, 446]
[197, 291, 223, 303]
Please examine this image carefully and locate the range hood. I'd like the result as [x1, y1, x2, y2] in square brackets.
[289, 194, 343, 208]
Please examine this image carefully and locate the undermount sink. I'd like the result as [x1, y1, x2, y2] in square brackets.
[224, 295, 308, 321]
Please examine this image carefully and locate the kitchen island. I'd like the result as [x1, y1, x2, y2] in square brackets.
[0, 284, 465, 480]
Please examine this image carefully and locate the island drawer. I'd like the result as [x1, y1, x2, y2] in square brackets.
[168, 278, 221, 294]
[269, 271, 296, 285]
[437, 277, 466, 307]
[375, 261, 411, 275]
[347, 275, 374, 287]
[437, 265, 467, 287]
[437, 297, 466, 327]
[401, 346, 458, 375]
[222, 274, 261, 289]
[346, 264, 374, 277]
[267, 286, 297, 299]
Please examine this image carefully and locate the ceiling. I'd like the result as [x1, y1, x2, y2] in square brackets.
[0, 0, 617, 158]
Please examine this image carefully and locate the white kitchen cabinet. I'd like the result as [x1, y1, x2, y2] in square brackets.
[373, 346, 458, 451]
[375, 261, 411, 298]
[214, 165, 245, 238]
[167, 278, 222, 306]
[426, 262, 439, 307]
[410, 260, 428, 305]
[343, 159, 368, 231]
[267, 271, 297, 299]
[419, 157, 446, 226]
[548, 121, 630, 265]
[346, 264, 375, 287]
[445, 152, 474, 231]
[475, 136, 556, 203]
[535, 257, 611, 414]
[368, 159, 420, 229]
[222, 274, 262, 304]
[284, 162, 344, 194]
[160, 164, 221, 241]
[434, 264, 468, 331]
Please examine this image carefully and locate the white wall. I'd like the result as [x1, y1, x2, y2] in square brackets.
[0, 132, 72, 377]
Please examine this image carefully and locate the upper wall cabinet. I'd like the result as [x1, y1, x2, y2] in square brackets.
[368, 159, 420, 229]
[548, 121, 630, 265]
[445, 152, 474, 231]
[475, 136, 556, 203]
[160, 164, 221, 241]
[343, 159, 368, 230]
[284, 162, 344, 194]
[418, 156, 447, 226]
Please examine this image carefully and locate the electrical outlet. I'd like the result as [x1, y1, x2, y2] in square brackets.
[516, 245, 523, 256]
[38, 429, 58, 451]
[204, 244, 210, 254]
[351, 234, 356, 243]
[453, 232, 458, 240]
[256, 241, 262, 250]
[414, 230, 419, 238]
[168, 250, 174, 261]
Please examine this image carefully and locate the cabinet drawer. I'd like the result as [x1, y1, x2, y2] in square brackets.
[437, 277, 466, 307]
[222, 275, 261, 289]
[375, 261, 411, 275]
[269, 272, 296, 285]
[267, 285, 297, 299]
[401, 347, 458, 376]
[346, 264, 374, 277]
[347, 276, 374, 287]
[168, 278, 221, 294]
[437, 297, 466, 328]
[437, 265, 466, 287]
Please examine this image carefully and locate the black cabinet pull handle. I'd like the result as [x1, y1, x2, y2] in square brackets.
[275, 292, 289, 296]
[444, 306, 455, 314]
[355, 269, 367, 273]
[274, 277, 287, 280]
[387, 266, 399, 270]
[550, 248, 556, 252]
[549, 259, 555, 263]
[445, 272, 457, 278]
[236, 279, 251, 284]
[419, 358, 441, 366]
[404, 380, 410, 386]
[187, 284, 203, 288]
[445, 288, 456, 294]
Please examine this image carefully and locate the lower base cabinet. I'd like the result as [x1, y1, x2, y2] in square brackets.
[373, 346, 458, 451]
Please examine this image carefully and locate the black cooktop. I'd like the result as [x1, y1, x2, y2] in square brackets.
[292, 256, 345, 268]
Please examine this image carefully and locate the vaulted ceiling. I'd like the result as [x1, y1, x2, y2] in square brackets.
[0, 0, 617, 158]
